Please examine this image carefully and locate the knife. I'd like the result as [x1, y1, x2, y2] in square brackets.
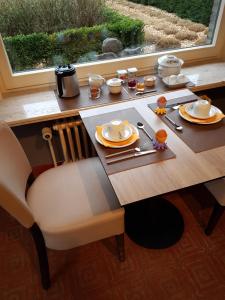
[135, 90, 157, 96]
[106, 149, 157, 164]
[165, 98, 198, 108]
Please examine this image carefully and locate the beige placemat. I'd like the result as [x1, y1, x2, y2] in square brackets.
[82, 108, 175, 175]
[148, 96, 225, 153]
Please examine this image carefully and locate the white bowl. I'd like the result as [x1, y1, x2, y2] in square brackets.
[158, 65, 181, 78]
[107, 78, 122, 94]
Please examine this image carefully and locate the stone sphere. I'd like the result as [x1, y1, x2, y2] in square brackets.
[102, 38, 123, 54]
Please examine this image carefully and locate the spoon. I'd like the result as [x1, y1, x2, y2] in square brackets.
[137, 122, 153, 141]
[165, 115, 183, 131]
[105, 147, 143, 159]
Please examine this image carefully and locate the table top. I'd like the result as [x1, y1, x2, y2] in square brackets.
[80, 89, 225, 206]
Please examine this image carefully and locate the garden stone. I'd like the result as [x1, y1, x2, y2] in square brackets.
[102, 38, 123, 54]
[95, 52, 118, 60]
[120, 46, 142, 57]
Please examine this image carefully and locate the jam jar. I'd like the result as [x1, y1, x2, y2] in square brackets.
[127, 67, 137, 89]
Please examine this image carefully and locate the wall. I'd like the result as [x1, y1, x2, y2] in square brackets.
[13, 120, 63, 167]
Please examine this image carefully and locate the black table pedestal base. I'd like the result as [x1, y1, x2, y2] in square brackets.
[125, 197, 184, 249]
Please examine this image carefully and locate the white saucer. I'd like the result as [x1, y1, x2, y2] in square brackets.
[96, 124, 139, 148]
[162, 75, 189, 89]
[179, 105, 223, 124]
[102, 123, 133, 142]
[185, 103, 217, 119]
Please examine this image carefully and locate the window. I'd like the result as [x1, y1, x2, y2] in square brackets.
[0, 0, 224, 93]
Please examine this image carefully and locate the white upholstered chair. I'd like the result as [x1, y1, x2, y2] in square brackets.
[0, 122, 125, 289]
[204, 179, 225, 235]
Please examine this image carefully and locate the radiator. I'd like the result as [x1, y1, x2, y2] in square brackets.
[42, 119, 96, 166]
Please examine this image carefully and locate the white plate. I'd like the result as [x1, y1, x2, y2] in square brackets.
[179, 105, 223, 124]
[185, 103, 217, 119]
[162, 75, 189, 89]
[102, 123, 133, 142]
[95, 124, 139, 148]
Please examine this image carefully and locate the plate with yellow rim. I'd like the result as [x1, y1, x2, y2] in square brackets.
[179, 104, 224, 125]
[185, 102, 217, 119]
[95, 124, 139, 148]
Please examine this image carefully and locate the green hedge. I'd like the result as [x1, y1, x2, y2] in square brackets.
[128, 0, 213, 26]
[3, 10, 144, 72]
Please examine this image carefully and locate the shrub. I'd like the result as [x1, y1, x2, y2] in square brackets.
[0, 0, 106, 36]
[128, 0, 214, 26]
[3, 9, 144, 71]
[4, 33, 53, 70]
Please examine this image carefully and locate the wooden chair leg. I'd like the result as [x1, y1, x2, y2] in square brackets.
[205, 202, 225, 236]
[30, 223, 51, 289]
[115, 233, 125, 262]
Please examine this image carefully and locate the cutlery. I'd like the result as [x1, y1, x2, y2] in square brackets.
[105, 145, 148, 159]
[135, 90, 157, 96]
[137, 122, 153, 141]
[166, 99, 197, 109]
[106, 149, 157, 164]
[170, 104, 181, 110]
[165, 115, 183, 131]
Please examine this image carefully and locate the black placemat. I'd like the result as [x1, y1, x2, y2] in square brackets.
[82, 108, 176, 175]
[54, 85, 130, 112]
[148, 95, 225, 153]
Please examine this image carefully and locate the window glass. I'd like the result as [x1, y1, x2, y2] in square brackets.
[0, 0, 222, 73]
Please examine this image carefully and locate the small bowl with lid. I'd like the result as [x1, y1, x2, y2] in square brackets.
[106, 78, 122, 94]
[158, 55, 184, 78]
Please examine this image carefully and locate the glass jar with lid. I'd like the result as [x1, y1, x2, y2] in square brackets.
[116, 69, 127, 83]
[127, 67, 137, 89]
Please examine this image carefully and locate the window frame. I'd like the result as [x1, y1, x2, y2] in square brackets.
[0, 1, 224, 94]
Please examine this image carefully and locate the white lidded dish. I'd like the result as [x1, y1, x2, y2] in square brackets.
[106, 78, 122, 94]
[158, 55, 184, 78]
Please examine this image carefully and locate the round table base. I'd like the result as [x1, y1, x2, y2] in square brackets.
[125, 197, 184, 249]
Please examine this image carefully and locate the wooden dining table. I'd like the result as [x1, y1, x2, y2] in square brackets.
[80, 88, 225, 248]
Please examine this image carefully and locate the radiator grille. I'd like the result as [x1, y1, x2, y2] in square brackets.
[52, 119, 96, 163]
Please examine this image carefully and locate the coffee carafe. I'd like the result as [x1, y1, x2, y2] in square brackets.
[55, 64, 80, 98]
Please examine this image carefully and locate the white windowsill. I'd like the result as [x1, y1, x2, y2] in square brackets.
[0, 60, 224, 127]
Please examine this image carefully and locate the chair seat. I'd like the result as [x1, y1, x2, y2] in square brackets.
[27, 157, 124, 250]
[204, 178, 225, 206]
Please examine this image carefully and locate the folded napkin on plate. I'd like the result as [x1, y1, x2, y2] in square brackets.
[96, 123, 139, 147]
[179, 105, 225, 124]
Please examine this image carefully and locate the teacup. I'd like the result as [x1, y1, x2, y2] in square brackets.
[177, 74, 185, 83]
[168, 75, 177, 85]
[89, 74, 105, 88]
[193, 100, 211, 117]
[107, 120, 126, 140]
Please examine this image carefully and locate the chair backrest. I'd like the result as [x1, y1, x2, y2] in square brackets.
[0, 122, 34, 228]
